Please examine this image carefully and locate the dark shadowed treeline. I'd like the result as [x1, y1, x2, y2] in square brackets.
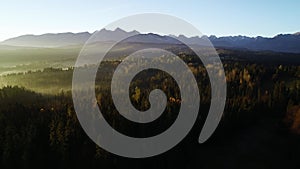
[0, 59, 299, 169]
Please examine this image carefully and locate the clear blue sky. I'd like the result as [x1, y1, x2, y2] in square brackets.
[0, 0, 299, 41]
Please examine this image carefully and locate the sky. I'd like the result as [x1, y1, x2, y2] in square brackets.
[0, 0, 299, 41]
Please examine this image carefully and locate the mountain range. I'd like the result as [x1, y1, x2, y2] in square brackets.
[1, 28, 300, 53]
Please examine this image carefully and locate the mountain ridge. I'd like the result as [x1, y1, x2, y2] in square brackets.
[1, 28, 300, 53]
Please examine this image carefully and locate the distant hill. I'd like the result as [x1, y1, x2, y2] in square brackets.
[208, 34, 300, 53]
[1, 28, 300, 53]
[1, 32, 91, 47]
[0, 28, 140, 48]
[175, 34, 300, 53]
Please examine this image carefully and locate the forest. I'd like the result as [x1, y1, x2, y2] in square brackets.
[0, 48, 300, 169]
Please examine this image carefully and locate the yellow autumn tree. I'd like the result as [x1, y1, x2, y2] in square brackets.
[132, 87, 141, 103]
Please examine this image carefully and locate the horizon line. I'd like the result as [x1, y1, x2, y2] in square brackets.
[1, 28, 300, 42]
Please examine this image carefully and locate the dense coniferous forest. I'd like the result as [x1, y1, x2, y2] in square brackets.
[0, 49, 300, 169]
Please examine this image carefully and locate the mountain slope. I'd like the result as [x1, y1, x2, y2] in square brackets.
[1, 28, 300, 53]
[208, 34, 300, 53]
[1, 32, 91, 47]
